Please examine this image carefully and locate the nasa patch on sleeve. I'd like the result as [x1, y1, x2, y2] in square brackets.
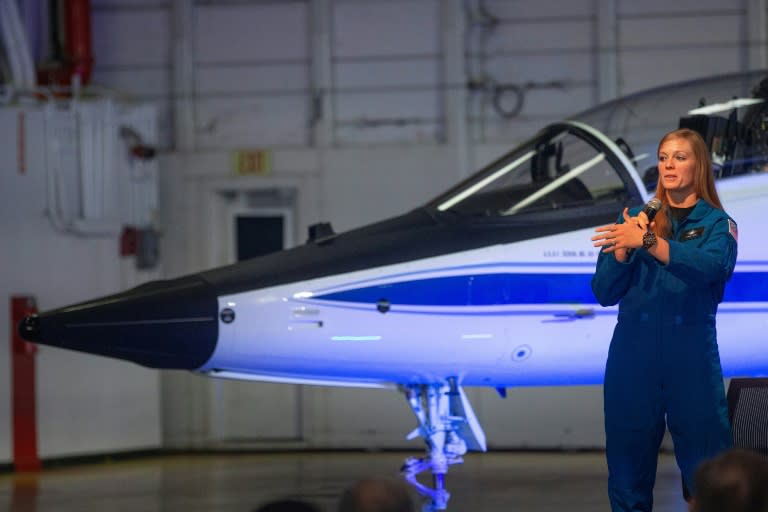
[728, 219, 738, 242]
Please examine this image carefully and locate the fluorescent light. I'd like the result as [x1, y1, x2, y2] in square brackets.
[688, 98, 763, 115]
[502, 152, 605, 215]
[331, 335, 382, 341]
[437, 151, 536, 211]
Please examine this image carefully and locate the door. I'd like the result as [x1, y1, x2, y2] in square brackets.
[210, 190, 303, 443]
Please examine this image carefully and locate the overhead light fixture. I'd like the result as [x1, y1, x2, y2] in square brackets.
[688, 98, 764, 115]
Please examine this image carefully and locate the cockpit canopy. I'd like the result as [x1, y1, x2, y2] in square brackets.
[427, 122, 639, 218]
[427, 70, 768, 218]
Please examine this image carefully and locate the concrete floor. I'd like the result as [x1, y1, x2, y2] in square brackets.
[0, 451, 689, 512]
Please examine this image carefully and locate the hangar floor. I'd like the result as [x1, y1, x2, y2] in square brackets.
[0, 451, 688, 512]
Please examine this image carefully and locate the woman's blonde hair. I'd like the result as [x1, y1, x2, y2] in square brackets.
[652, 128, 723, 238]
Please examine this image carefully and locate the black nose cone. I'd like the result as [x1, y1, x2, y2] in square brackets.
[19, 275, 220, 370]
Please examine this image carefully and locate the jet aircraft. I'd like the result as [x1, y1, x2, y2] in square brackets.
[19, 70, 768, 511]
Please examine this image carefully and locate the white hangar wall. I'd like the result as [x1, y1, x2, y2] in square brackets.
[1, 0, 766, 463]
[0, 107, 162, 463]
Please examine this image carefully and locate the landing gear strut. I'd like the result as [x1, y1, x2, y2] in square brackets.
[400, 378, 486, 511]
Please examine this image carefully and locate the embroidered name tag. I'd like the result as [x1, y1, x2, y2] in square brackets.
[680, 227, 705, 241]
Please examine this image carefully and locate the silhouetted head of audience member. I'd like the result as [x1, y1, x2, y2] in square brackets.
[254, 498, 323, 512]
[337, 477, 415, 512]
[690, 448, 768, 512]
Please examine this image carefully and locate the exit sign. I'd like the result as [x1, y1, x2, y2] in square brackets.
[232, 149, 272, 176]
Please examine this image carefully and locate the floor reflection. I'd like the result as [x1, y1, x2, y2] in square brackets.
[0, 451, 689, 512]
[10, 473, 39, 512]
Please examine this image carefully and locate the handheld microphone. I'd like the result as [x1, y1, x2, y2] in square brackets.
[640, 197, 662, 223]
[623, 198, 662, 256]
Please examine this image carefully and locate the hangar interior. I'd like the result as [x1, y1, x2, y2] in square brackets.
[1, 0, 766, 510]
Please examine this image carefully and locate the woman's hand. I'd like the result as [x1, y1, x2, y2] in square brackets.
[591, 208, 648, 256]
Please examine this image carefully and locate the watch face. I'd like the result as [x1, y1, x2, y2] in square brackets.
[643, 231, 657, 249]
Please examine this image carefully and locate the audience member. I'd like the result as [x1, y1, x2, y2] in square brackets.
[337, 477, 415, 512]
[254, 498, 323, 512]
[690, 448, 768, 512]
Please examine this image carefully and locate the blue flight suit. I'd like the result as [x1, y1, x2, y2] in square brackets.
[592, 198, 738, 512]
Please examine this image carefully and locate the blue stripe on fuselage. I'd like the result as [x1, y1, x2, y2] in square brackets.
[313, 272, 767, 306]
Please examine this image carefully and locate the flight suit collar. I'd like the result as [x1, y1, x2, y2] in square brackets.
[670, 198, 709, 237]
[685, 198, 710, 222]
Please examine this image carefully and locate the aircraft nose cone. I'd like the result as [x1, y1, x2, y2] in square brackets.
[18, 314, 41, 343]
[23, 275, 220, 370]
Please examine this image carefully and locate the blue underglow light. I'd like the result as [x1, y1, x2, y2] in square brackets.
[331, 335, 382, 342]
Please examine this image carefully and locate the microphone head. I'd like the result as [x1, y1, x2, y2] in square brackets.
[644, 197, 662, 221]
[647, 198, 662, 211]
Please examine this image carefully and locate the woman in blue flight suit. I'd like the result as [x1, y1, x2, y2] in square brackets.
[591, 128, 738, 512]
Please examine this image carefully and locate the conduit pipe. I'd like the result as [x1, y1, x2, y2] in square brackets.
[0, 0, 37, 87]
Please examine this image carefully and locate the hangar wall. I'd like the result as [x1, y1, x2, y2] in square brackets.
[0, 107, 162, 463]
[1, 0, 766, 463]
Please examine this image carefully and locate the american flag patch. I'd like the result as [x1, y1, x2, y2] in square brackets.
[728, 219, 738, 242]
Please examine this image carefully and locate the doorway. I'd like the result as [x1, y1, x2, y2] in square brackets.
[210, 188, 303, 443]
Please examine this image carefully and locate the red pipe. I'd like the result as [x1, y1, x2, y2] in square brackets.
[64, 0, 93, 86]
[11, 296, 41, 472]
[37, 0, 93, 87]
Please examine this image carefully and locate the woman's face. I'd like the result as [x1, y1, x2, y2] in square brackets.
[657, 136, 696, 198]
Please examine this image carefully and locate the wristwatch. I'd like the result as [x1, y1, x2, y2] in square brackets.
[642, 231, 657, 250]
